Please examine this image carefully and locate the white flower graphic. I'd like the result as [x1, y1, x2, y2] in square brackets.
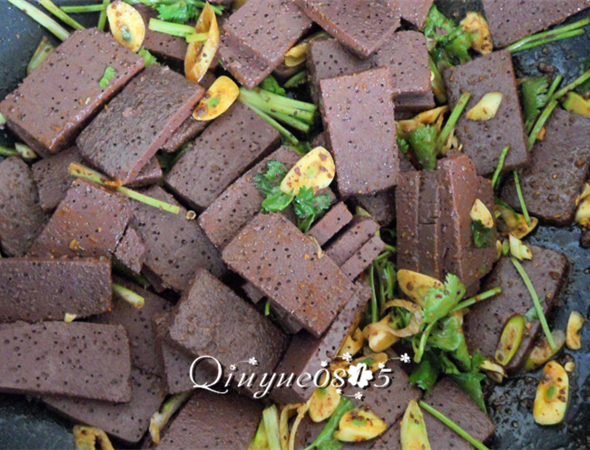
[400, 353, 411, 364]
[378, 362, 386, 370]
[354, 392, 364, 400]
[321, 360, 329, 368]
[336, 388, 343, 394]
[347, 363, 374, 389]
[249, 357, 259, 366]
[341, 352, 353, 362]
[229, 364, 237, 371]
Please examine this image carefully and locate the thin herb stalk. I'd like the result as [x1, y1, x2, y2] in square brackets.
[239, 88, 315, 123]
[61, 4, 106, 12]
[39, 0, 85, 29]
[528, 99, 557, 149]
[545, 74, 563, 102]
[27, 36, 54, 74]
[112, 283, 145, 308]
[491, 145, 510, 189]
[507, 17, 590, 52]
[270, 110, 311, 132]
[242, 102, 299, 144]
[0, 146, 18, 157]
[262, 405, 281, 450]
[369, 265, 379, 323]
[436, 92, 471, 151]
[68, 162, 180, 214]
[97, 0, 109, 31]
[284, 70, 307, 88]
[550, 68, 590, 101]
[452, 287, 502, 312]
[513, 170, 531, 226]
[254, 87, 317, 113]
[149, 18, 195, 37]
[510, 258, 556, 349]
[419, 401, 490, 450]
[149, 392, 192, 444]
[6, 0, 70, 41]
[513, 29, 585, 52]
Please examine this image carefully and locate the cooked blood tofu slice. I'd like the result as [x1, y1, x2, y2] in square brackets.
[125, 158, 163, 189]
[114, 226, 146, 274]
[165, 102, 280, 210]
[0, 257, 111, 323]
[218, 0, 313, 89]
[307, 201, 353, 246]
[0, 29, 144, 156]
[198, 146, 300, 249]
[0, 322, 131, 402]
[0, 157, 46, 256]
[464, 246, 569, 373]
[223, 213, 355, 337]
[350, 188, 396, 226]
[482, 0, 590, 48]
[28, 179, 130, 259]
[92, 278, 170, 375]
[294, 0, 400, 58]
[77, 65, 203, 184]
[44, 368, 165, 444]
[156, 390, 263, 449]
[271, 282, 371, 404]
[395, 90, 436, 114]
[444, 50, 529, 176]
[341, 234, 386, 280]
[373, 378, 495, 450]
[325, 215, 381, 266]
[387, 0, 434, 29]
[502, 109, 590, 226]
[320, 68, 399, 196]
[163, 269, 289, 396]
[130, 186, 225, 292]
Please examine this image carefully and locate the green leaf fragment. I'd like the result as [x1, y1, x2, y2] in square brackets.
[260, 75, 286, 96]
[99, 66, 116, 89]
[471, 219, 494, 248]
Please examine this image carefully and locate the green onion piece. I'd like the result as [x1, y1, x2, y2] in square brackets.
[6, 0, 70, 41]
[0, 145, 18, 157]
[436, 91, 471, 152]
[419, 401, 490, 450]
[262, 405, 281, 450]
[14, 143, 37, 161]
[491, 145, 510, 189]
[528, 99, 557, 150]
[550, 68, 590, 102]
[239, 88, 315, 123]
[149, 18, 195, 37]
[61, 4, 106, 12]
[149, 392, 192, 444]
[369, 264, 379, 323]
[111, 283, 145, 308]
[185, 32, 208, 42]
[38, 0, 85, 29]
[511, 28, 584, 53]
[284, 70, 307, 88]
[68, 162, 181, 214]
[255, 87, 317, 113]
[27, 36, 54, 74]
[239, 101, 299, 145]
[510, 257, 556, 350]
[507, 17, 590, 53]
[97, 0, 109, 31]
[513, 170, 531, 227]
[451, 287, 502, 312]
[545, 74, 563, 103]
[264, 298, 271, 316]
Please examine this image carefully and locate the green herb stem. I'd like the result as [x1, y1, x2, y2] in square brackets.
[284, 70, 307, 88]
[185, 32, 208, 42]
[0, 146, 18, 157]
[149, 392, 192, 443]
[271, 110, 311, 132]
[429, 54, 448, 104]
[6, 0, 70, 41]
[369, 264, 379, 323]
[510, 258, 556, 350]
[0, 113, 6, 126]
[419, 401, 490, 450]
[112, 283, 145, 308]
[68, 162, 181, 214]
[550, 68, 590, 102]
[528, 99, 557, 150]
[27, 36, 54, 74]
[436, 92, 471, 152]
[149, 18, 195, 37]
[262, 406, 281, 450]
[513, 170, 531, 227]
[97, 0, 109, 31]
[507, 17, 590, 53]
[512, 28, 585, 53]
[39, 0, 85, 29]
[14, 143, 37, 160]
[545, 74, 563, 103]
[242, 102, 299, 144]
[61, 4, 106, 12]
[452, 287, 502, 312]
[240, 88, 315, 123]
[491, 145, 510, 189]
[254, 87, 317, 113]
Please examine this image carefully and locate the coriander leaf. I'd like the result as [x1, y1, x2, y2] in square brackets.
[99, 66, 116, 89]
[397, 136, 410, 156]
[449, 371, 486, 412]
[409, 353, 441, 397]
[429, 316, 462, 352]
[286, 140, 312, 156]
[423, 5, 456, 45]
[407, 124, 438, 170]
[451, 332, 472, 371]
[423, 274, 466, 324]
[260, 75, 286, 96]
[261, 190, 293, 213]
[471, 349, 486, 372]
[471, 219, 494, 248]
[521, 77, 549, 130]
[156, 1, 196, 23]
[305, 397, 354, 450]
[437, 352, 460, 374]
[293, 187, 330, 232]
[138, 48, 158, 66]
[264, 160, 288, 181]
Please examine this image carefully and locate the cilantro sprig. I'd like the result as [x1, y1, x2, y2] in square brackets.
[126, 0, 224, 23]
[254, 161, 330, 233]
[520, 77, 549, 133]
[99, 66, 116, 88]
[471, 220, 494, 248]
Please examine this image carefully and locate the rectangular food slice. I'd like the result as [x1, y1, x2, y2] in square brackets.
[390, 0, 434, 29]
[0, 157, 47, 256]
[320, 67, 399, 196]
[444, 49, 529, 176]
[130, 186, 226, 292]
[501, 109, 590, 226]
[114, 226, 146, 274]
[198, 146, 301, 249]
[294, 0, 400, 58]
[307, 201, 353, 246]
[394, 90, 436, 113]
[92, 278, 171, 375]
[482, 0, 590, 48]
[463, 245, 569, 373]
[0, 322, 131, 402]
[163, 269, 289, 397]
[350, 187, 396, 226]
[125, 158, 163, 189]
[77, 65, 203, 184]
[372, 378, 495, 450]
[222, 213, 356, 337]
[29, 179, 130, 259]
[271, 282, 371, 404]
[156, 390, 263, 449]
[325, 215, 381, 266]
[0, 28, 144, 156]
[165, 102, 281, 210]
[218, 0, 313, 89]
[0, 257, 112, 323]
[44, 368, 165, 445]
[340, 234, 386, 280]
